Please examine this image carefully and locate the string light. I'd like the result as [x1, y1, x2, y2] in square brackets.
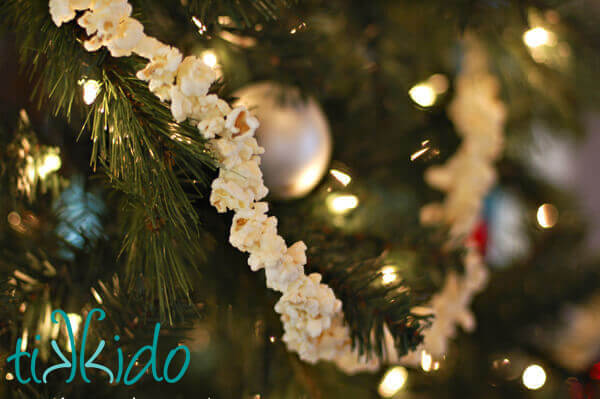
[201, 50, 218, 68]
[409, 83, 436, 107]
[330, 169, 352, 186]
[21, 329, 28, 352]
[522, 364, 546, 390]
[378, 366, 408, 397]
[411, 147, 429, 161]
[326, 194, 359, 215]
[82, 79, 100, 105]
[421, 351, 433, 372]
[191, 16, 207, 34]
[536, 203, 558, 228]
[5, 373, 14, 381]
[38, 152, 62, 178]
[65, 313, 82, 352]
[523, 27, 555, 48]
[91, 287, 103, 304]
[380, 266, 398, 285]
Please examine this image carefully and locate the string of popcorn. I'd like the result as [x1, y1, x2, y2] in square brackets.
[415, 35, 506, 362]
[48, 0, 376, 371]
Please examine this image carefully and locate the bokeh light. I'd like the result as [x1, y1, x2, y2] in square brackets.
[522, 364, 546, 390]
[378, 366, 408, 397]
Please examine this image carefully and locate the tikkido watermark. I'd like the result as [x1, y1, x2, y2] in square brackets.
[6, 308, 191, 385]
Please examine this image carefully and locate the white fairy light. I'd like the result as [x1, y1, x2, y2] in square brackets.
[523, 27, 555, 48]
[409, 83, 436, 107]
[38, 152, 62, 178]
[380, 266, 398, 285]
[522, 364, 546, 390]
[191, 16, 207, 34]
[65, 313, 82, 352]
[378, 366, 408, 397]
[330, 169, 352, 186]
[421, 350, 433, 372]
[90, 287, 103, 304]
[327, 194, 359, 215]
[201, 50, 218, 68]
[82, 79, 100, 105]
[21, 329, 28, 352]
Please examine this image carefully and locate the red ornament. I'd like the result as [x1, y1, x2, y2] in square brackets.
[467, 220, 488, 255]
[589, 362, 600, 380]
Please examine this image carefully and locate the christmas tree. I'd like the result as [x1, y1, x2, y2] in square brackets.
[0, 0, 599, 397]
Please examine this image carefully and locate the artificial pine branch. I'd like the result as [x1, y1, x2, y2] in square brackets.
[1, 0, 218, 321]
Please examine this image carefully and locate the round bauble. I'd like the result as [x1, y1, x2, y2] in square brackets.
[233, 82, 332, 199]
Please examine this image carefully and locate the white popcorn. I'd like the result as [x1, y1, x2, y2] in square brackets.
[210, 176, 254, 213]
[78, 0, 132, 38]
[276, 273, 341, 339]
[136, 43, 182, 101]
[265, 241, 307, 292]
[225, 107, 259, 139]
[198, 117, 225, 139]
[49, 0, 75, 26]
[105, 18, 145, 57]
[230, 202, 270, 251]
[171, 91, 230, 123]
[49, 0, 92, 26]
[210, 136, 264, 169]
[177, 56, 216, 97]
[228, 202, 286, 271]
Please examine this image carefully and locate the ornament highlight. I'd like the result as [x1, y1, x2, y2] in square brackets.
[233, 82, 332, 199]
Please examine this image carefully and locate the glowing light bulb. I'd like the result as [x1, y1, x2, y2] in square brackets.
[522, 364, 546, 390]
[5, 373, 14, 381]
[326, 194, 359, 215]
[38, 152, 62, 178]
[82, 79, 100, 105]
[330, 169, 352, 186]
[378, 366, 408, 397]
[421, 351, 433, 372]
[91, 287, 103, 304]
[523, 27, 555, 48]
[21, 329, 28, 351]
[201, 50, 218, 68]
[191, 16, 207, 34]
[380, 266, 398, 285]
[65, 313, 82, 352]
[409, 83, 436, 107]
[536, 203, 558, 228]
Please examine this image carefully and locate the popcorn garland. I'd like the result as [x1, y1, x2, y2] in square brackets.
[48, 1, 504, 373]
[48, 0, 375, 372]
[415, 36, 506, 361]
